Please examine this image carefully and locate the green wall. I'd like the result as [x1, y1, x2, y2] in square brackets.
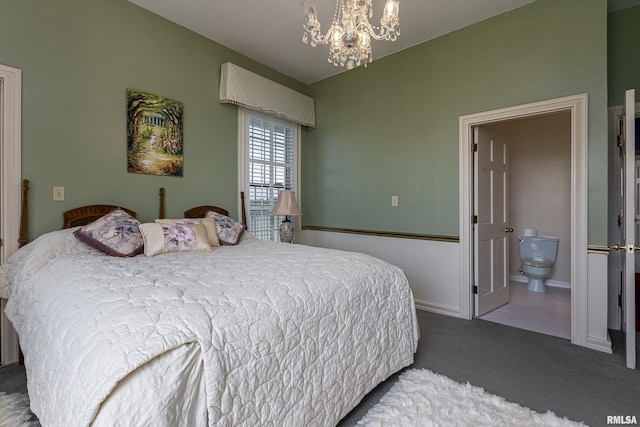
[303, 0, 609, 245]
[0, 0, 305, 239]
[608, 5, 640, 105]
[1, 0, 614, 245]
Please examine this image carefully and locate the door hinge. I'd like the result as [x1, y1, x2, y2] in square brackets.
[473, 285, 478, 294]
[0, 238, 3, 248]
[617, 133, 625, 157]
[473, 143, 478, 152]
[618, 293, 623, 307]
[472, 215, 478, 224]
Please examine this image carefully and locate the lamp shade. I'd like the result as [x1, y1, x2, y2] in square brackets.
[270, 191, 302, 216]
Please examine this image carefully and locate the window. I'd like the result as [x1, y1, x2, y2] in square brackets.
[239, 109, 299, 241]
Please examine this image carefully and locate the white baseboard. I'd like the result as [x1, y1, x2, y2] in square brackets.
[0, 298, 19, 365]
[414, 300, 461, 318]
[509, 274, 571, 289]
[587, 335, 613, 354]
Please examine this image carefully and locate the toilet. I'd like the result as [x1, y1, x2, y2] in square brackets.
[518, 230, 559, 293]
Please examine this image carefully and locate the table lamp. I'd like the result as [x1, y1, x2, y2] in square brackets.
[270, 190, 302, 243]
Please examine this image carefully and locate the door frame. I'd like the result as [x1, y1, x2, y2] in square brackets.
[0, 63, 22, 366]
[0, 64, 22, 263]
[459, 93, 588, 347]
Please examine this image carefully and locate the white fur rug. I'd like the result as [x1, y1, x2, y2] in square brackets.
[0, 392, 37, 427]
[357, 369, 587, 427]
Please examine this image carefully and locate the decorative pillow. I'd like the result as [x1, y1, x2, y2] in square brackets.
[74, 209, 144, 257]
[205, 211, 245, 245]
[155, 217, 220, 247]
[139, 222, 212, 257]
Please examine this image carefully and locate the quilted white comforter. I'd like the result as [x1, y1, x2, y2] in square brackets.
[2, 228, 418, 426]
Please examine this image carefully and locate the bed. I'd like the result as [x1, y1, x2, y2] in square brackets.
[2, 181, 419, 426]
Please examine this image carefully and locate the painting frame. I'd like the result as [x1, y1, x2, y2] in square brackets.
[127, 89, 184, 177]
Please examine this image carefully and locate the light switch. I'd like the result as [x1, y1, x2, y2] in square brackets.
[391, 195, 399, 207]
[53, 186, 64, 201]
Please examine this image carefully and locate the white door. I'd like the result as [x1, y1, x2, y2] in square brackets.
[474, 126, 511, 316]
[623, 89, 637, 369]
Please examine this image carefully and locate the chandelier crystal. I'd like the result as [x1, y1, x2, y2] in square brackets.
[303, 0, 400, 70]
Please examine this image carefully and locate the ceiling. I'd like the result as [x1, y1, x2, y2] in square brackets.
[128, 0, 640, 85]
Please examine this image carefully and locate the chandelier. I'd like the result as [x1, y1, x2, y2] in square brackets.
[303, 0, 400, 70]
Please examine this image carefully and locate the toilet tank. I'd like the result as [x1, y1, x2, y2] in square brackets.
[518, 236, 559, 264]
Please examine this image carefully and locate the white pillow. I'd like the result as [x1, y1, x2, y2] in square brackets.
[139, 223, 212, 257]
[155, 217, 220, 247]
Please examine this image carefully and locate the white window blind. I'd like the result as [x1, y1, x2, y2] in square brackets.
[245, 111, 297, 241]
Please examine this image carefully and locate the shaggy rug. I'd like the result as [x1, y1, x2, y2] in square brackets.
[356, 369, 587, 427]
[0, 392, 37, 427]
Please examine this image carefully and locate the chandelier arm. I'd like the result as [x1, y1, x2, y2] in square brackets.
[302, 0, 399, 69]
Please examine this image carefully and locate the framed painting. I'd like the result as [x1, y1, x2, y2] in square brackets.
[127, 89, 184, 177]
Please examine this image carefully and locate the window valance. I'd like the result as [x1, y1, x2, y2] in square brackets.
[219, 62, 315, 128]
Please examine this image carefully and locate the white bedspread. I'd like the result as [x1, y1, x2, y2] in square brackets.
[3, 229, 418, 426]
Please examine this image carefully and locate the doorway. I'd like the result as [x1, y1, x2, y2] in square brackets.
[475, 112, 572, 339]
[459, 93, 589, 348]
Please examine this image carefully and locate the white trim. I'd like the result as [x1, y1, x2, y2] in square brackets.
[0, 64, 21, 263]
[459, 93, 589, 348]
[237, 108, 301, 238]
[0, 63, 22, 366]
[294, 123, 301, 238]
[413, 301, 461, 317]
[237, 108, 247, 220]
[587, 250, 613, 354]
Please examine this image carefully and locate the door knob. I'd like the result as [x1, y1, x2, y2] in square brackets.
[504, 227, 514, 233]
[610, 243, 640, 253]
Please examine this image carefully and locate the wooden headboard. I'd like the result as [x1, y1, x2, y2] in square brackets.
[16, 180, 247, 247]
[158, 187, 247, 227]
[184, 205, 229, 219]
[62, 205, 137, 229]
[18, 179, 29, 247]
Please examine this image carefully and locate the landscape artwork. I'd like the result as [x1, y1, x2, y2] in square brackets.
[127, 89, 184, 176]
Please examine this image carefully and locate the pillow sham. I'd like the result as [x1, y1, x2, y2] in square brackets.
[205, 211, 245, 245]
[74, 208, 144, 257]
[139, 222, 211, 257]
[155, 217, 220, 247]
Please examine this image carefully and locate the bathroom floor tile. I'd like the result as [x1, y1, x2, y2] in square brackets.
[479, 281, 571, 339]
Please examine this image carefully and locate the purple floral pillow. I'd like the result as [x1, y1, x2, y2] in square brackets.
[138, 223, 212, 256]
[74, 209, 144, 257]
[205, 211, 245, 245]
[155, 217, 220, 247]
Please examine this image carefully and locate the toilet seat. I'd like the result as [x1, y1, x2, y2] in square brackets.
[521, 259, 554, 268]
[521, 264, 551, 275]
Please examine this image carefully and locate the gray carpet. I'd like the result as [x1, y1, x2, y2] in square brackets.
[1, 309, 638, 426]
[339, 310, 640, 426]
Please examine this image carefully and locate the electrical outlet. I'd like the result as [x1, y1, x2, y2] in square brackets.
[391, 195, 399, 207]
[53, 186, 65, 201]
